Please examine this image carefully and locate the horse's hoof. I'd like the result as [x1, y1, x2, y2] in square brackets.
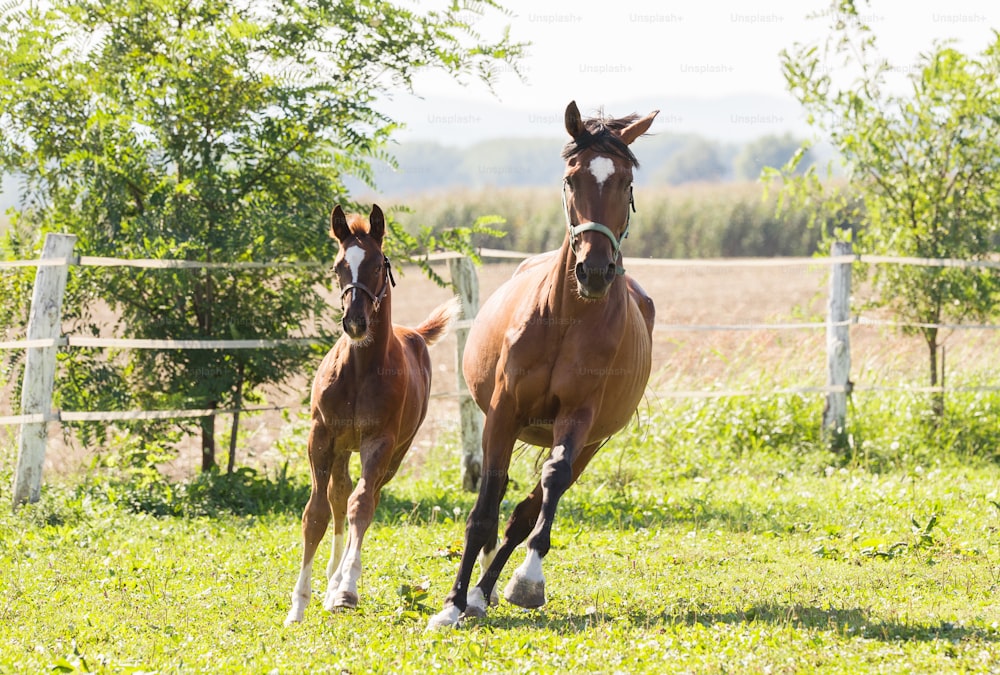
[466, 587, 488, 617]
[283, 610, 304, 627]
[461, 604, 487, 620]
[504, 574, 546, 609]
[426, 605, 462, 630]
[331, 590, 359, 610]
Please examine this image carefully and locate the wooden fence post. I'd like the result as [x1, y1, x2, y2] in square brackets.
[823, 240, 852, 446]
[12, 233, 76, 509]
[448, 255, 483, 492]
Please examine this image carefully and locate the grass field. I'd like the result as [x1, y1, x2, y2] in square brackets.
[2, 392, 1000, 673]
[2, 257, 1000, 673]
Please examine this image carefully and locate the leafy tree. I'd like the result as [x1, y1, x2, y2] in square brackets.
[0, 0, 521, 469]
[772, 0, 1000, 415]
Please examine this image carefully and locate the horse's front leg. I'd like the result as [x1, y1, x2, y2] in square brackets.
[427, 401, 519, 629]
[504, 409, 595, 609]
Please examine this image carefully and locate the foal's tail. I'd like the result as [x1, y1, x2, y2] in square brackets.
[415, 297, 463, 347]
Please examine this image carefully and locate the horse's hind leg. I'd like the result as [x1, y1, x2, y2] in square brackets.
[285, 416, 334, 625]
[504, 437, 602, 609]
[321, 451, 351, 611]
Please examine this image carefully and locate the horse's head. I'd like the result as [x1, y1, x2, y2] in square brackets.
[561, 101, 658, 299]
[330, 204, 394, 344]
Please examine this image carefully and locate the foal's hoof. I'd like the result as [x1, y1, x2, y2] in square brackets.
[504, 574, 546, 609]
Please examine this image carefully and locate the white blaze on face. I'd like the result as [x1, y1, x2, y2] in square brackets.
[344, 245, 366, 284]
[588, 156, 615, 191]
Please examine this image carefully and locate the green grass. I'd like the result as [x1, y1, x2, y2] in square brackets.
[2, 390, 1000, 674]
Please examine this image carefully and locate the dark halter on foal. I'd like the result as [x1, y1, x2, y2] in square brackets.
[562, 180, 636, 276]
[340, 254, 396, 313]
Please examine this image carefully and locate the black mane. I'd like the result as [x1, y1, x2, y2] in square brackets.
[561, 112, 641, 168]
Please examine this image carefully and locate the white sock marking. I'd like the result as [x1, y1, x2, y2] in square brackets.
[516, 549, 544, 583]
[427, 604, 462, 630]
[326, 533, 345, 581]
[285, 558, 314, 625]
[467, 587, 487, 613]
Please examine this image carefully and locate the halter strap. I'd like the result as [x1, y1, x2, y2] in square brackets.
[340, 255, 395, 313]
[562, 181, 634, 276]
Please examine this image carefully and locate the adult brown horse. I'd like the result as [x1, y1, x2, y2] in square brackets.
[285, 204, 459, 625]
[428, 101, 659, 628]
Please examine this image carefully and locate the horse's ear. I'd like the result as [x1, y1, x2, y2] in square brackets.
[564, 100, 585, 139]
[368, 204, 385, 243]
[619, 109, 659, 146]
[330, 205, 350, 242]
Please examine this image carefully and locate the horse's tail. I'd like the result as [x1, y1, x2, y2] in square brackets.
[415, 297, 462, 347]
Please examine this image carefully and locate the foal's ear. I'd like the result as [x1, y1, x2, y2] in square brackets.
[619, 109, 660, 146]
[564, 100, 585, 139]
[368, 204, 385, 244]
[330, 205, 351, 242]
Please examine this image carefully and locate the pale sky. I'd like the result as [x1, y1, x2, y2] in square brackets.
[384, 0, 999, 142]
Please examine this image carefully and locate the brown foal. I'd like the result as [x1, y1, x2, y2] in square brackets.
[286, 204, 458, 625]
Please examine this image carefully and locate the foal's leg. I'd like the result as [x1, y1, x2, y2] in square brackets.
[504, 429, 601, 609]
[328, 436, 396, 609]
[285, 416, 334, 625]
[321, 451, 351, 610]
[427, 404, 518, 629]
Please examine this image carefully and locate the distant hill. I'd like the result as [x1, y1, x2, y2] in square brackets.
[350, 131, 827, 198]
[347, 93, 821, 197]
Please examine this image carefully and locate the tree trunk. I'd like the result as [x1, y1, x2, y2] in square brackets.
[201, 403, 217, 471]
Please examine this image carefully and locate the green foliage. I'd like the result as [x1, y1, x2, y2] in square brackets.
[397, 183, 822, 258]
[771, 1, 1000, 398]
[0, 0, 523, 466]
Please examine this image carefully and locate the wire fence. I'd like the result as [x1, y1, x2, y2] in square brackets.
[2, 245, 1000, 429]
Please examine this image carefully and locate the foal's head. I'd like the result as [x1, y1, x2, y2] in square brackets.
[330, 204, 394, 344]
[561, 101, 658, 299]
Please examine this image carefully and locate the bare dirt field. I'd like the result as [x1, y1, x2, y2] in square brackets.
[6, 254, 998, 478]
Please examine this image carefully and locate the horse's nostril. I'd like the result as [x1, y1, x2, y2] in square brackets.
[344, 316, 366, 336]
[575, 262, 587, 283]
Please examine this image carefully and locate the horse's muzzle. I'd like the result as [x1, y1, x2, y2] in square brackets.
[342, 315, 368, 340]
[575, 261, 616, 299]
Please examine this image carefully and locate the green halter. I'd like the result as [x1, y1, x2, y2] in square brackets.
[562, 180, 635, 276]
